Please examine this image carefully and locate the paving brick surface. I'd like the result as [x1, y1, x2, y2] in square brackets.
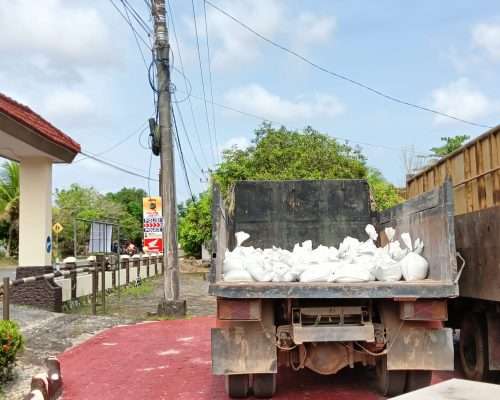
[59, 316, 455, 400]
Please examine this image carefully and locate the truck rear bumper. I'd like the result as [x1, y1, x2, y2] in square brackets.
[209, 281, 459, 299]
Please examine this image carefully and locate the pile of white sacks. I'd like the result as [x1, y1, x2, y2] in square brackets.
[223, 225, 429, 283]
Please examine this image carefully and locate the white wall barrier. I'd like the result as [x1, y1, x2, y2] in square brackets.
[53, 254, 163, 303]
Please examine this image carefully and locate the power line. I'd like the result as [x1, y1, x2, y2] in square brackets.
[181, 89, 403, 151]
[191, 0, 218, 163]
[167, 0, 211, 168]
[202, 0, 220, 157]
[172, 106, 204, 182]
[121, 1, 150, 71]
[205, 0, 494, 130]
[172, 109, 196, 200]
[80, 151, 158, 182]
[121, 0, 152, 36]
[173, 94, 205, 172]
[74, 121, 150, 164]
[109, 0, 151, 49]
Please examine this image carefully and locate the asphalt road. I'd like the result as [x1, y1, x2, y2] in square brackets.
[0, 267, 16, 280]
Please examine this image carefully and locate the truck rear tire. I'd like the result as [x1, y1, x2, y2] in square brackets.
[252, 373, 277, 398]
[459, 313, 490, 381]
[406, 370, 432, 392]
[376, 356, 407, 397]
[225, 374, 250, 398]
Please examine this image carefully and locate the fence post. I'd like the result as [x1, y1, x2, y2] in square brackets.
[91, 261, 97, 315]
[95, 254, 106, 313]
[145, 255, 150, 278]
[3, 277, 10, 320]
[125, 257, 130, 285]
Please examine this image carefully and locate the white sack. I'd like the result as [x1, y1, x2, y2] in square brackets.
[374, 260, 402, 282]
[401, 232, 413, 251]
[300, 264, 334, 283]
[235, 231, 250, 246]
[333, 263, 374, 283]
[400, 252, 429, 281]
[365, 224, 378, 241]
[223, 269, 253, 282]
[223, 252, 245, 273]
[413, 238, 424, 255]
[384, 227, 396, 242]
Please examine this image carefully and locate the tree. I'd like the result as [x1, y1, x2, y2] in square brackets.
[213, 123, 368, 197]
[366, 168, 404, 211]
[179, 124, 404, 255]
[105, 187, 146, 244]
[53, 184, 142, 257]
[178, 192, 212, 257]
[0, 162, 19, 257]
[430, 135, 470, 157]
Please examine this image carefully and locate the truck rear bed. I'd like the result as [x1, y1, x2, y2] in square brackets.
[210, 180, 458, 299]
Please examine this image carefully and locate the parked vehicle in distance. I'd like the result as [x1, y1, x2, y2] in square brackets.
[406, 125, 500, 382]
[210, 179, 459, 398]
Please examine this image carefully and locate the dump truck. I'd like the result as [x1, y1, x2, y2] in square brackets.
[406, 125, 500, 382]
[209, 179, 460, 398]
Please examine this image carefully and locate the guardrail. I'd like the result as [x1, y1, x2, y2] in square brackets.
[1, 254, 164, 319]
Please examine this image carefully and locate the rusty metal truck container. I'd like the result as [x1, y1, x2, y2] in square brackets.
[406, 125, 500, 382]
[210, 179, 459, 398]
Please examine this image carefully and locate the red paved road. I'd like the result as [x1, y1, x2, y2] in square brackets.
[59, 317, 453, 400]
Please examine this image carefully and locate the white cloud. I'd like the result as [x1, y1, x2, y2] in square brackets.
[224, 84, 344, 121]
[430, 78, 495, 125]
[42, 89, 94, 125]
[222, 136, 251, 151]
[199, 0, 336, 70]
[0, 0, 116, 74]
[472, 22, 500, 61]
[295, 13, 336, 47]
[200, 0, 283, 69]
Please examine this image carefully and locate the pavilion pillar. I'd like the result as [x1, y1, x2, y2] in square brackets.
[18, 157, 53, 268]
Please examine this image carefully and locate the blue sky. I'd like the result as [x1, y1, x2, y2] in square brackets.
[0, 0, 499, 201]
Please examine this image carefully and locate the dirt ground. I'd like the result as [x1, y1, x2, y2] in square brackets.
[1, 267, 215, 399]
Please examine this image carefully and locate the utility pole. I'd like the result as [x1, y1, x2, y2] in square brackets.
[152, 0, 186, 316]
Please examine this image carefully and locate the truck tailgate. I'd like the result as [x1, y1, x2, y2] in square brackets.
[210, 180, 458, 299]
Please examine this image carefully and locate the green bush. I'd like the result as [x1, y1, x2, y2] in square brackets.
[0, 320, 23, 383]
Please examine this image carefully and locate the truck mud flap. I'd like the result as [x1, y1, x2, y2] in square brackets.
[387, 326, 454, 370]
[212, 302, 277, 375]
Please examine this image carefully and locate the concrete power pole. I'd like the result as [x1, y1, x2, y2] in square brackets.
[152, 0, 186, 316]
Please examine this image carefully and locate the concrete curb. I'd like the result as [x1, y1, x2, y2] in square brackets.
[24, 356, 62, 400]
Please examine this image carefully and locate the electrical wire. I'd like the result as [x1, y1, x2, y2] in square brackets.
[80, 151, 158, 182]
[109, 0, 151, 49]
[74, 121, 150, 164]
[147, 151, 153, 195]
[205, 0, 493, 130]
[202, 0, 220, 158]
[180, 89, 404, 152]
[173, 94, 205, 172]
[172, 109, 196, 200]
[121, 0, 153, 35]
[167, 0, 211, 168]
[121, 1, 150, 71]
[191, 0, 218, 163]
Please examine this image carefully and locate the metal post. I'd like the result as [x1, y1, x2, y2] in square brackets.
[117, 225, 121, 300]
[91, 262, 97, 315]
[73, 219, 77, 257]
[101, 257, 106, 313]
[3, 277, 10, 320]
